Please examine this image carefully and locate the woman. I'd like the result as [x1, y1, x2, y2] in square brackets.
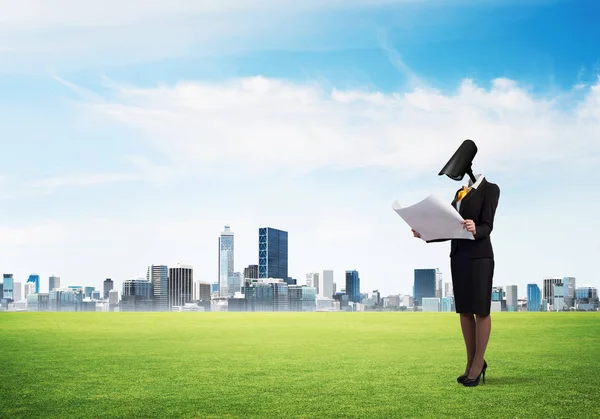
[412, 140, 500, 387]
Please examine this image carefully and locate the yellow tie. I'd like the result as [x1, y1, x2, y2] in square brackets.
[457, 186, 471, 201]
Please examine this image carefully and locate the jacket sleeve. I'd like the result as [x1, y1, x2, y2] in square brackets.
[474, 184, 500, 241]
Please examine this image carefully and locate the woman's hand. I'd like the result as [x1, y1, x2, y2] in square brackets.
[411, 229, 422, 239]
[463, 219, 476, 236]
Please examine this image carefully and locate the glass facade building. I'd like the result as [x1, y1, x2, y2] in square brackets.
[441, 297, 454, 312]
[147, 265, 169, 311]
[2, 274, 14, 300]
[527, 284, 542, 312]
[49, 276, 60, 291]
[169, 265, 193, 310]
[345, 270, 361, 303]
[422, 297, 440, 312]
[563, 277, 576, 308]
[219, 225, 235, 297]
[414, 269, 436, 306]
[27, 274, 40, 294]
[48, 289, 84, 312]
[258, 227, 288, 280]
[121, 279, 154, 311]
[103, 278, 114, 299]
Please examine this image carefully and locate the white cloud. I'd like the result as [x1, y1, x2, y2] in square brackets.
[78, 75, 600, 179]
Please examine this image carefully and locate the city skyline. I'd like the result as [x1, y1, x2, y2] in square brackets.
[1, 1, 600, 297]
[0, 223, 595, 300]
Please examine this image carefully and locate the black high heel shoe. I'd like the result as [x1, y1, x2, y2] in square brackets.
[462, 360, 487, 387]
[457, 360, 486, 383]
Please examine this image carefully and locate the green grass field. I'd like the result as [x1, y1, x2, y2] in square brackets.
[1, 312, 599, 418]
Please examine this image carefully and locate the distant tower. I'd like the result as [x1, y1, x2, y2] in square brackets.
[49, 276, 61, 292]
[27, 274, 40, 294]
[219, 225, 234, 297]
[147, 265, 169, 311]
[169, 264, 193, 310]
[345, 270, 361, 303]
[103, 278, 114, 299]
[258, 227, 288, 280]
[413, 269, 436, 306]
[321, 270, 334, 299]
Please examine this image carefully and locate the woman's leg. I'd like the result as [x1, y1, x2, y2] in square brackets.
[468, 314, 491, 378]
[460, 313, 477, 375]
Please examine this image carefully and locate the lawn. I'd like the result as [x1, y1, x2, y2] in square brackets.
[1, 312, 599, 418]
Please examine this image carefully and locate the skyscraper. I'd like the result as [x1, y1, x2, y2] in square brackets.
[413, 269, 436, 306]
[2, 274, 14, 300]
[527, 283, 541, 312]
[27, 274, 40, 294]
[563, 277, 576, 309]
[147, 265, 169, 311]
[169, 264, 193, 310]
[435, 269, 443, 298]
[244, 265, 259, 280]
[506, 285, 518, 312]
[543, 277, 562, 303]
[49, 276, 60, 292]
[345, 270, 360, 303]
[321, 270, 334, 299]
[306, 273, 319, 294]
[13, 282, 22, 302]
[121, 279, 154, 311]
[103, 278, 114, 299]
[258, 227, 288, 280]
[219, 225, 234, 297]
[445, 282, 454, 298]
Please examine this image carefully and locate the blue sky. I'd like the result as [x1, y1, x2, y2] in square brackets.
[1, 0, 599, 298]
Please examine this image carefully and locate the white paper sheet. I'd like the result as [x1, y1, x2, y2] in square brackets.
[392, 195, 475, 241]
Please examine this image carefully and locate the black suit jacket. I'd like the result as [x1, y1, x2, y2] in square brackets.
[427, 178, 500, 259]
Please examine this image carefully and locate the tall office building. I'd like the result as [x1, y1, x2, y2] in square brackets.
[2, 274, 14, 300]
[169, 264, 193, 310]
[345, 270, 361, 303]
[244, 265, 259, 281]
[306, 273, 319, 294]
[147, 265, 169, 311]
[414, 269, 436, 306]
[228, 272, 243, 296]
[445, 282, 454, 298]
[258, 227, 288, 280]
[543, 277, 562, 304]
[121, 279, 154, 311]
[108, 289, 119, 309]
[321, 270, 334, 299]
[553, 284, 565, 311]
[193, 281, 212, 302]
[219, 225, 235, 297]
[49, 276, 60, 292]
[103, 278, 114, 299]
[24, 282, 35, 298]
[563, 277, 576, 308]
[435, 269, 443, 298]
[13, 281, 22, 302]
[27, 274, 40, 294]
[527, 283, 542, 312]
[506, 285, 518, 312]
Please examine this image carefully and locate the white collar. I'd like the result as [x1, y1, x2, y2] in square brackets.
[468, 174, 484, 189]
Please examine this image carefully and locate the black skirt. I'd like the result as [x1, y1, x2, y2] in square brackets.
[450, 253, 494, 316]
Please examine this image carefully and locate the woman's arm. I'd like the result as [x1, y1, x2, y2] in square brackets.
[474, 184, 500, 240]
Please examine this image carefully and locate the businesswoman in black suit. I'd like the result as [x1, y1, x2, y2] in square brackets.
[412, 140, 500, 387]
